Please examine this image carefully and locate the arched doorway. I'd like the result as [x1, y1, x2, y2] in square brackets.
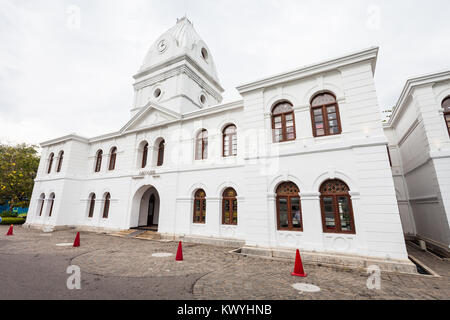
[136, 186, 160, 230]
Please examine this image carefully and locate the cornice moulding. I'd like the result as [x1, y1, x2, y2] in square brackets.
[236, 47, 379, 94]
[385, 70, 450, 128]
[134, 54, 225, 93]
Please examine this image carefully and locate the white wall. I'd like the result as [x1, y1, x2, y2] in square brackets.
[27, 49, 411, 261]
[385, 78, 450, 251]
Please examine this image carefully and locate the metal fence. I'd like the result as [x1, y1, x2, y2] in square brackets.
[0, 205, 28, 214]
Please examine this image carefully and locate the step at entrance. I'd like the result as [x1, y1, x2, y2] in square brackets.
[135, 230, 161, 240]
[126, 229, 148, 238]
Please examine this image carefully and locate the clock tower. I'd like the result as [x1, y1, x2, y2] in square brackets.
[131, 17, 224, 116]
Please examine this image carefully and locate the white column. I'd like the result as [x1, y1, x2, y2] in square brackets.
[266, 193, 277, 247]
[206, 197, 221, 237]
[300, 192, 324, 251]
[174, 198, 191, 235]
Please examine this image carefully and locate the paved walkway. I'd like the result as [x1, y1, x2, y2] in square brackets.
[0, 226, 449, 300]
[406, 242, 450, 277]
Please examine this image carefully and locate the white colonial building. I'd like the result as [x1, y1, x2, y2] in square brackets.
[26, 17, 414, 270]
[384, 71, 450, 257]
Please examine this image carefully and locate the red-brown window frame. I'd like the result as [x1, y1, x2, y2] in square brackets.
[88, 194, 96, 218]
[443, 96, 450, 138]
[109, 147, 117, 171]
[142, 143, 149, 168]
[95, 150, 103, 173]
[223, 124, 237, 157]
[195, 129, 208, 160]
[193, 189, 206, 224]
[103, 193, 111, 219]
[271, 101, 296, 143]
[310, 92, 342, 137]
[157, 140, 165, 167]
[222, 188, 238, 225]
[47, 153, 54, 174]
[319, 180, 356, 234]
[56, 151, 64, 173]
[276, 182, 303, 232]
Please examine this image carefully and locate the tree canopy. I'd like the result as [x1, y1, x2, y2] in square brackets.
[0, 143, 40, 209]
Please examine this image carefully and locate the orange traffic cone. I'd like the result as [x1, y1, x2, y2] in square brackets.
[6, 225, 13, 236]
[175, 241, 183, 261]
[73, 232, 80, 247]
[291, 249, 307, 277]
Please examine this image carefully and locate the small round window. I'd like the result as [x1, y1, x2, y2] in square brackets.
[154, 88, 162, 98]
[201, 48, 208, 61]
[200, 94, 206, 105]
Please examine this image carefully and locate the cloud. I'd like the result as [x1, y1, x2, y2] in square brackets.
[0, 0, 449, 145]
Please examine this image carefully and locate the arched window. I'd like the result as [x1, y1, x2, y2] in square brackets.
[443, 96, 450, 137]
[271, 101, 296, 143]
[56, 151, 64, 173]
[38, 193, 45, 217]
[311, 92, 342, 137]
[95, 150, 103, 173]
[320, 179, 355, 234]
[157, 140, 165, 167]
[195, 129, 208, 160]
[88, 193, 96, 218]
[47, 153, 54, 174]
[276, 182, 302, 231]
[142, 143, 149, 168]
[102, 193, 111, 219]
[223, 124, 237, 157]
[193, 189, 206, 224]
[222, 188, 237, 225]
[109, 147, 117, 171]
[48, 193, 55, 217]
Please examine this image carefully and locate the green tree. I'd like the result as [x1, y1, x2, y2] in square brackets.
[0, 143, 40, 209]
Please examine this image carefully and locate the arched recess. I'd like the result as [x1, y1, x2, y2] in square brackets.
[311, 170, 358, 194]
[152, 137, 165, 167]
[319, 179, 356, 234]
[47, 153, 55, 174]
[56, 151, 64, 173]
[137, 140, 149, 169]
[276, 181, 303, 231]
[303, 83, 344, 106]
[310, 91, 342, 137]
[46, 193, 56, 217]
[109, 147, 117, 171]
[130, 185, 161, 229]
[94, 150, 103, 172]
[265, 93, 299, 114]
[218, 118, 240, 134]
[215, 181, 242, 199]
[37, 193, 46, 217]
[87, 193, 96, 218]
[102, 192, 111, 219]
[269, 174, 306, 196]
[271, 100, 296, 142]
[187, 182, 210, 198]
[195, 129, 208, 160]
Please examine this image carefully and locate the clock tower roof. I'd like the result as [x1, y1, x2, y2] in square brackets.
[139, 17, 221, 87]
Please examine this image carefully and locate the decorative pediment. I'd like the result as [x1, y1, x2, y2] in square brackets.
[121, 103, 181, 133]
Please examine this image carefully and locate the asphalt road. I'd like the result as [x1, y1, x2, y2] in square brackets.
[0, 251, 202, 299]
[1, 225, 449, 300]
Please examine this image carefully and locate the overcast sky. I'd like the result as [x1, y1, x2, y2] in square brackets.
[1, 0, 449, 146]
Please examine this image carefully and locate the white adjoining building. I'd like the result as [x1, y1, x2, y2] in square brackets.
[384, 71, 450, 257]
[26, 17, 418, 271]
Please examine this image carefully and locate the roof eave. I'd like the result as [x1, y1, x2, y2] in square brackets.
[236, 47, 379, 94]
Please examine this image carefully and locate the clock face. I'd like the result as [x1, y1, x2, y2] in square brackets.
[157, 39, 167, 53]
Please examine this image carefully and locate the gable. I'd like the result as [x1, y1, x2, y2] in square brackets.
[121, 104, 181, 133]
